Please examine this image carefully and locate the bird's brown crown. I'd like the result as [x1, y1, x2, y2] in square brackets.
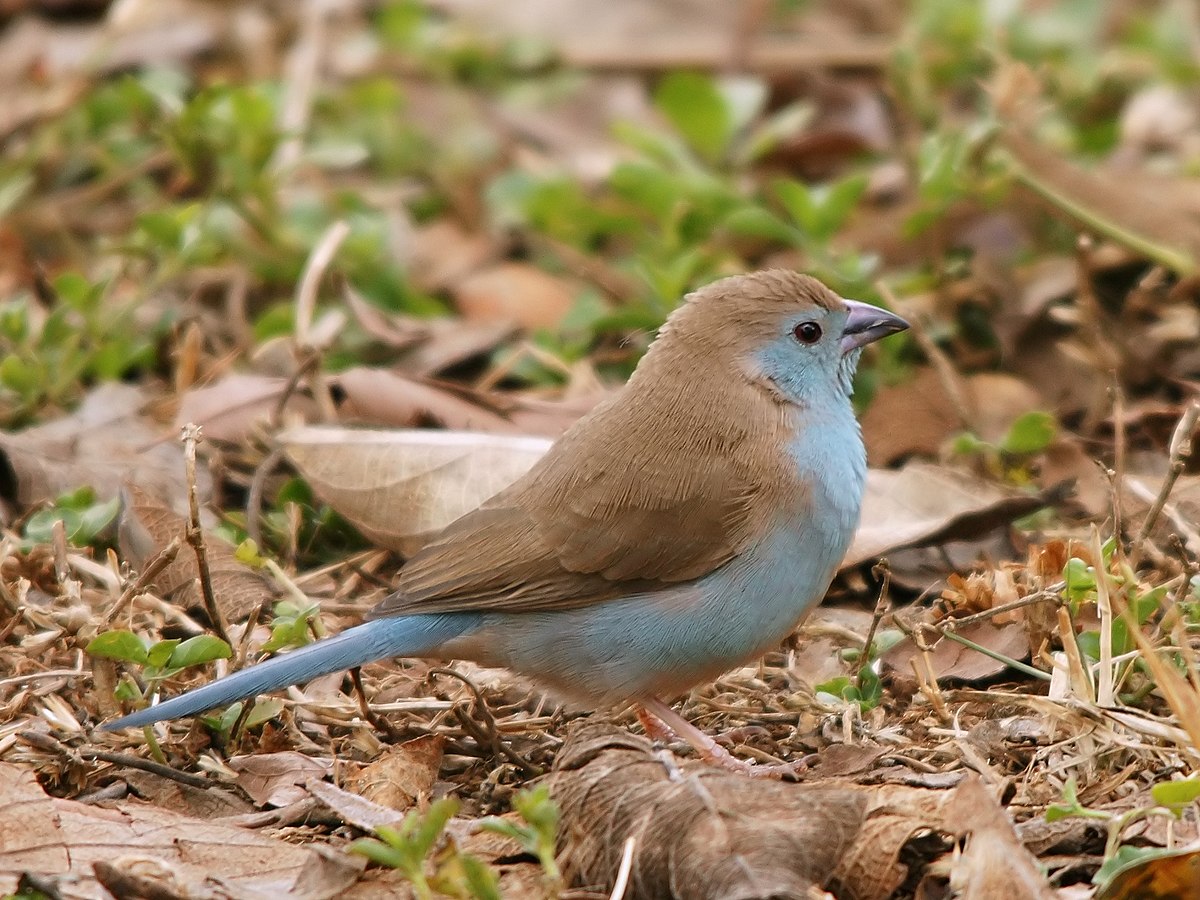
[654, 270, 843, 359]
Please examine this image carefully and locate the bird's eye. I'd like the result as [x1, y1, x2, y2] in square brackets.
[792, 321, 822, 344]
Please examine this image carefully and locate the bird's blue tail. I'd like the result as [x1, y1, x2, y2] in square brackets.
[98, 614, 476, 730]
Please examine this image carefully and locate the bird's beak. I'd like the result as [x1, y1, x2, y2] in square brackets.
[840, 299, 909, 353]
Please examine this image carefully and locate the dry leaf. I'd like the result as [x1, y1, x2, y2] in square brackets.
[175, 372, 315, 444]
[332, 367, 519, 432]
[118, 484, 276, 622]
[549, 723, 1052, 899]
[882, 619, 1031, 683]
[1098, 846, 1200, 900]
[280, 427, 552, 554]
[847, 461, 1047, 568]
[0, 761, 361, 898]
[342, 734, 444, 814]
[0, 382, 198, 513]
[229, 751, 334, 808]
[450, 262, 577, 330]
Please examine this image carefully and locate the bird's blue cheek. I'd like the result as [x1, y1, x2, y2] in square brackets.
[754, 341, 817, 400]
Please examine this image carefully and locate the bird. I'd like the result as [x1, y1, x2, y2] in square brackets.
[100, 269, 908, 775]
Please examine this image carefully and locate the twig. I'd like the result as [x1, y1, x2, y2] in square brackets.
[181, 424, 233, 648]
[877, 281, 974, 430]
[856, 561, 890, 695]
[292, 219, 349, 422]
[349, 666, 403, 739]
[19, 731, 212, 790]
[246, 446, 285, 547]
[1056, 607, 1095, 701]
[1092, 527, 1115, 707]
[430, 667, 542, 776]
[98, 537, 182, 628]
[1130, 400, 1200, 568]
[1003, 151, 1196, 274]
[937, 588, 1063, 631]
[295, 220, 350, 350]
[271, 0, 330, 174]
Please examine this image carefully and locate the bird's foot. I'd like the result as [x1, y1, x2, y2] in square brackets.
[637, 697, 805, 780]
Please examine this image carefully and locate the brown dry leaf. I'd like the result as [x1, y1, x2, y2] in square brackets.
[882, 619, 1030, 683]
[280, 427, 552, 554]
[406, 219, 498, 293]
[121, 769, 255, 819]
[118, 483, 276, 622]
[862, 368, 1044, 465]
[332, 367, 519, 432]
[0, 382, 197, 513]
[0, 761, 362, 899]
[550, 723, 1052, 899]
[343, 286, 517, 376]
[175, 372, 316, 444]
[942, 776, 1056, 899]
[846, 460, 1047, 569]
[306, 779, 406, 832]
[449, 262, 577, 330]
[342, 734, 444, 814]
[229, 751, 334, 808]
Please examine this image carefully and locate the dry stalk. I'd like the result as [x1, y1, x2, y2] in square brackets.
[98, 536, 182, 628]
[1091, 527, 1115, 706]
[1130, 400, 1200, 569]
[181, 424, 233, 649]
[1056, 607, 1095, 702]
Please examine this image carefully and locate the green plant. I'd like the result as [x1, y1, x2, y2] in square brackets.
[1046, 775, 1200, 890]
[952, 410, 1059, 483]
[87, 630, 231, 758]
[0, 273, 162, 426]
[349, 798, 501, 900]
[21, 487, 120, 550]
[478, 785, 561, 889]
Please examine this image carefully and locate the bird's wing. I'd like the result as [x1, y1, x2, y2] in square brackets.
[369, 385, 796, 617]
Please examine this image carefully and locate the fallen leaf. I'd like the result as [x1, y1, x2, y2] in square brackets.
[882, 619, 1031, 683]
[549, 722, 1052, 899]
[450, 262, 577, 330]
[0, 761, 361, 898]
[0, 382, 200, 513]
[280, 427, 552, 554]
[342, 734, 444, 814]
[846, 461, 1048, 569]
[1098, 846, 1200, 900]
[175, 372, 315, 444]
[118, 484, 276, 622]
[229, 751, 334, 808]
[332, 367, 518, 432]
[406, 219, 498, 293]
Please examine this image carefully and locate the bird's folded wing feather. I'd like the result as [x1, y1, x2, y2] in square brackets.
[369, 387, 791, 617]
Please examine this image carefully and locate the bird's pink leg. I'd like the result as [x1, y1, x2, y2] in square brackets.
[637, 697, 804, 779]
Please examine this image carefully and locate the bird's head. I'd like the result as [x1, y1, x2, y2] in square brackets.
[655, 270, 909, 407]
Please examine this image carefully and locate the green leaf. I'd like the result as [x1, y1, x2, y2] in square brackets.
[146, 639, 181, 669]
[722, 205, 799, 244]
[653, 72, 732, 165]
[1151, 778, 1200, 808]
[459, 854, 502, 900]
[1001, 411, 1057, 455]
[167, 635, 232, 669]
[86, 630, 150, 665]
[347, 837, 407, 869]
